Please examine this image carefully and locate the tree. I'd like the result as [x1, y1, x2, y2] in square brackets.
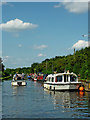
[0, 58, 4, 78]
[3, 47, 89, 80]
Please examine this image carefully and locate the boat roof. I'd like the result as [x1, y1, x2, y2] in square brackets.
[47, 72, 77, 77]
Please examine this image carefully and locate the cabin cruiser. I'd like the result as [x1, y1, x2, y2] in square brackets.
[11, 73, 27, 86]
[44, 71, 83, 91]
[11, 80, 27, 86]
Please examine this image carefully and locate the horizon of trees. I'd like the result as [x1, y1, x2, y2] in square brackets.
[1, 46, 90, 80]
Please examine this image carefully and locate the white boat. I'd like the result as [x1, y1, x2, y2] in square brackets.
[44, 71, 83, 91]
[11, 80, 27, 86]
[34, 78, 37, 82]
[11, 73, 27, 86]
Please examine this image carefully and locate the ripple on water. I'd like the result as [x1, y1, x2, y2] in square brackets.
[2, 80, 90, 118]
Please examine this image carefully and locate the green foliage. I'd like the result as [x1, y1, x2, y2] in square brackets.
[0, 58, 5, 79]
[2, 47, 90, 80]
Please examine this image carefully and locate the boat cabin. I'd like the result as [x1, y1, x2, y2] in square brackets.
[44, 72, 82, 91]
[46, 72, 78, 83]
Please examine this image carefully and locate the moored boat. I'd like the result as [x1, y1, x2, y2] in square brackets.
[44, 71, 84, 91]
[11, 73, 27, 86]
[37, 75, 43, 82]
[11, 80, 27, 86]
[34, 77, 37, 82]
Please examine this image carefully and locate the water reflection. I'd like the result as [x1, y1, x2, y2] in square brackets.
[2, 81, 90, 118]
[12, 86, 26, 96]
[85, 92, 90, 117]
[44, 89, 76, 109]
[33, 81, 43, 88]
[44, 89, 90, 118]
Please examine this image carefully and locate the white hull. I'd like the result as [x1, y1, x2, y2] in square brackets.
[44, 82, 81, 91]
[34, 78, 37, 81]
[11, 80, 27, 86]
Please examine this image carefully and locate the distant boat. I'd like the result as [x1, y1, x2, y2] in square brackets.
[34, 78, 37, 82]
[27, 75, 32, 80]
[11, 73, 27, 86]
[44, 71, 84, 91]
[13, 73, 25, 80]
[37, 75, 43, 82]
[11, 80, 27, 86]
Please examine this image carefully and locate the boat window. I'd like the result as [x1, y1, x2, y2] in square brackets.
[52, 77, 54, 82]
[56, 76, 62, 82]
[64, 75, 66, 82]
[49, 77, 51, 82]
[70, 75, 76, 82]
[67, 75, 68, 82]
[47, 77, 50, 82]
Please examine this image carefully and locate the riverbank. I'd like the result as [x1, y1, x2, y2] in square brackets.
[0, 76, 11, 81]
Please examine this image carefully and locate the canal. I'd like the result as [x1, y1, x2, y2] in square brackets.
[2, 80, 90, 118]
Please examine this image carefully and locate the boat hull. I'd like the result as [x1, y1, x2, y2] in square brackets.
[11, 80, 27, 86]
[34, 79, 37, 82]
[44, 82, 81, 91]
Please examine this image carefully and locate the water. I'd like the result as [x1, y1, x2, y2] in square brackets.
[2, 80, 90, 118]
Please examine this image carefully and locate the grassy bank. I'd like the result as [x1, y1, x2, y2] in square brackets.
[0, 76, 11, 80]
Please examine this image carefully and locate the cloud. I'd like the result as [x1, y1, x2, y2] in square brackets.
[54, 1, 88, 13]
[3, 56, 10, 62]
[0, 2, 7, 6]
[37, 53, 46, 57]
[54, 3, 61, 8]
[62, 2, 88, 13]
[18, 44, 22, 48]
[0, 18, 38, 32]
[34, 44, 48, 50]
[72, 40, 88, 49]
[0, 2, 13, 7]
[3, 56, 34, 68]
[13, 33, 19, 38]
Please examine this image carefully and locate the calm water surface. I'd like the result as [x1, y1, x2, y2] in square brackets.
[2, 80, 90, 118]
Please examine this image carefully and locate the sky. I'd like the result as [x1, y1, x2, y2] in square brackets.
[0, 2, 89, 68]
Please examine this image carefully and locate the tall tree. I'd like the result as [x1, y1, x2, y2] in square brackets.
[0, 58, 4, 78]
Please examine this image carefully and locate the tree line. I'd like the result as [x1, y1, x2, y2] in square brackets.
[1, 46, 90, 80]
